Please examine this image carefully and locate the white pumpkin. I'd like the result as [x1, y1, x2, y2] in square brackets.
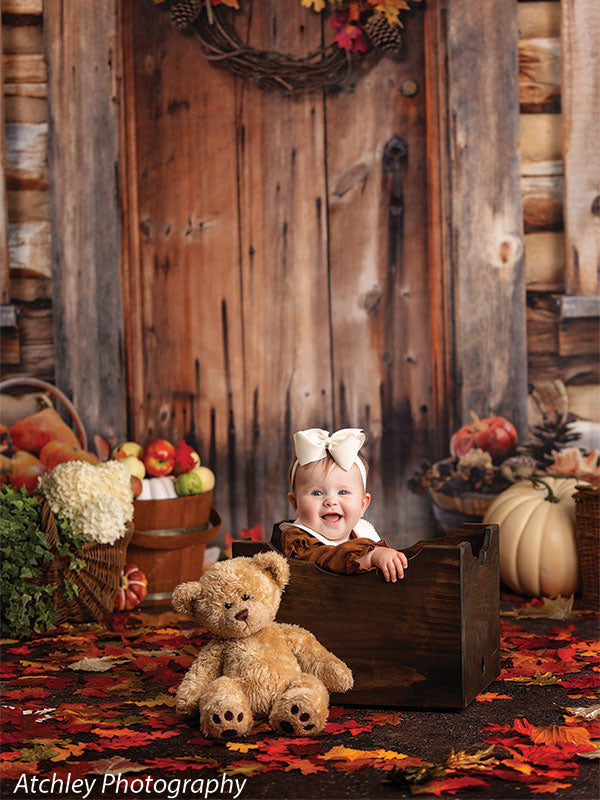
[483, 477, 582, 598]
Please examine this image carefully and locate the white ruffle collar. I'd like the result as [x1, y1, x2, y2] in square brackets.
[279, 518, 380, 546]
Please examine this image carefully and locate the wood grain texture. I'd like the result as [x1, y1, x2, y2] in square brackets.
[2, 53, 46, 83]
[521, 174, 563, 233]
[124, 2, 436, 542]
[561, 0, 600, 296]
[524, 231, 565, 290]
[4, 122, 47, 189]
[45, 0, 127, 441]
[519, 38, 560, 112]
[7, 221, 51, 277]
[233, 524, 500, 708]
[1, 34, 10, 305]
[325, 13, 432, 543]
[518, 1, 561, 40]
[446, 0, 528, 437]
[519, 113, 562, 165]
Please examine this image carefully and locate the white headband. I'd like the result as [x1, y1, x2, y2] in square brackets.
[290, 428, 367, 490]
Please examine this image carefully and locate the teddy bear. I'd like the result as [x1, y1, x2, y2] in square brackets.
[171, 550, 353, 738]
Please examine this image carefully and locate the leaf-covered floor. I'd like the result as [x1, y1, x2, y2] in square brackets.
[1, 596, 598, 800]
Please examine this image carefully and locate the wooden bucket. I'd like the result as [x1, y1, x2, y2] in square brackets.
[127, 491, 221, 602]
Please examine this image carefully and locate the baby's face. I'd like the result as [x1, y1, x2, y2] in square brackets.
[288, 461, 370, 543]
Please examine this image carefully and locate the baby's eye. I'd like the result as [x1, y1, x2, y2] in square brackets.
[241, 593, 250, 601]
[338, 490, 349, 495]
[224, 602, 232, 609]
[311, 490, 323, 496]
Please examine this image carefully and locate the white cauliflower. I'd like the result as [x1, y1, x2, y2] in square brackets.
[38, 460, 133, 544]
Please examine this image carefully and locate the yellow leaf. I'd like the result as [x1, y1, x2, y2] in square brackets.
[69, 656, 129, 672]
[501, 757, 534, 775]
[320, 744, 407, 763]
[226, 742, 259, 753]
[446, 745, 498, 772]
[221, 762, 264, 776]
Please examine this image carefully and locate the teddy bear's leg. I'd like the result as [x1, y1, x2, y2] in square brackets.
[199, 676, 254, 739]
[269, 674, 329, 736]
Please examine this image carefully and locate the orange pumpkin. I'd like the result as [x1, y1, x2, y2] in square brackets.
[39, 440, 98, 471]
[9, 407, 80, 455]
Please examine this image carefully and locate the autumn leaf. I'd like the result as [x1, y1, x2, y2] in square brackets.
[505, 670, 561, 686]
[445, 745, 498, 772]
[567, 704, 600, 719]
[284, 758, 327, 775]
[224, 761, 266, 776]
[363, 710, 404, 726]
[227, 742, 259, 753]
[412, 775, 489, 796]
[69, 656, 130, 672]
[476, 692, 513, 701]
[83, 756, 149, 775]
[514, 718, 594, 748]
[529, 781, 572, 793]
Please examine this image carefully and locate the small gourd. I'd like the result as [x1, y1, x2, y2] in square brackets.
[483, 477, 583, 598]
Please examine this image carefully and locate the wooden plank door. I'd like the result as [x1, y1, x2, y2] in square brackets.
[121, 1, 525, 546]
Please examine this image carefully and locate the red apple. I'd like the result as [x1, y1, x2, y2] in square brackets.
[114, 563, 148, 611]
[130, 475, 143, 498]
[141, 439, 176, 477]
[172, 439, 201, 476]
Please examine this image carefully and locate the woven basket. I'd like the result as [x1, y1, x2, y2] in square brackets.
[38, 497, 133, 623]
[574, 486, 599, 609]
[428, 488, 496, 517]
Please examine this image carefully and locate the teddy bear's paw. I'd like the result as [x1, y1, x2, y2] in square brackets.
[201, 703, 253, 739]
[269, 682, 328, 737]
[320, 661, 354, 693]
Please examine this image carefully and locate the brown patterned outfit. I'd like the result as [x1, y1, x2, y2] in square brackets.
[273, 523, 390, 575]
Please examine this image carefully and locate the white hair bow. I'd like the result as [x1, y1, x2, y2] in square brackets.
[291, 428, 367, 488]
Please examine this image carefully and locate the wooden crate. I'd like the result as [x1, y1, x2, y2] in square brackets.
[233, 523, 500, 709]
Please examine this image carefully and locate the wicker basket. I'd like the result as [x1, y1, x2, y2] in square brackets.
[38, 497, 133, 623]
[428, 488, 496, 517]
[574, 486, 599, 609]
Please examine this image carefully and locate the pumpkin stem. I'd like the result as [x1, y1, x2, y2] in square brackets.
[529, 477, 560, 503]
[469, 410, 486, 431]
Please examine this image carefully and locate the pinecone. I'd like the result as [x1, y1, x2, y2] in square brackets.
[519, 413, 581, 468]
[170, 0, 202, 30]
[363, 13, 404, 55]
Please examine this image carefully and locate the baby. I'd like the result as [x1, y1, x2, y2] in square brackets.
[274, 428, 408, 582]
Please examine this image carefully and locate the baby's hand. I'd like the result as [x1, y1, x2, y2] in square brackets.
[370, 547, 408, 582]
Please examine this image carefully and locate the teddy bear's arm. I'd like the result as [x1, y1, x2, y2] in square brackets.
[175, 639, 223, 718]
[279, 623, 353, 693]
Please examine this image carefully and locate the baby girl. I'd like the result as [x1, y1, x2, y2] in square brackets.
[273, 428, 408, 582]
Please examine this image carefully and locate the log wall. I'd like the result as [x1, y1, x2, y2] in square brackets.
[518, 0, 600, 421]
[1, 0, 54, 380]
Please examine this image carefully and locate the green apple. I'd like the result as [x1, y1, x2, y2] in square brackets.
[175, 471, 203, 496]
[190, 465, 216, 492]
[112, 441, 142, 460]
[119, 455, 146, 480]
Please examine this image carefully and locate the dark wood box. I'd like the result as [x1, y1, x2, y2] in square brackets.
[233, 523, 500, 709]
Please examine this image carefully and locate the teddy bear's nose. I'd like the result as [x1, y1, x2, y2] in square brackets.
[235, 609, 249, 621]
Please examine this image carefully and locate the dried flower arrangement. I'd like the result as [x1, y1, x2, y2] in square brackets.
[152, 0, 423, 92]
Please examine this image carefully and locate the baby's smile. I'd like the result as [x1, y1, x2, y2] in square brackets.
[289, 461, 371, 543]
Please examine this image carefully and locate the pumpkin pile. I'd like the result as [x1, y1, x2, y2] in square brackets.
[0, 408, 98, 492]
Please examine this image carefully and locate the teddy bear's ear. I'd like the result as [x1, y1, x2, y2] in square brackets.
[172, 581, 202, 617]
[251, 551, 290, 589]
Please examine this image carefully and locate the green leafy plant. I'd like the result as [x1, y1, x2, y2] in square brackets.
[0, 485, 86, 638]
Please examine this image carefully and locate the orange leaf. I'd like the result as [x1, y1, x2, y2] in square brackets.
[529, 782, 572, 794]
[476, 692, 513, 702]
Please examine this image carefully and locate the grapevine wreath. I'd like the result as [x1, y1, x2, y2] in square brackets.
[153, 0, 423, 93]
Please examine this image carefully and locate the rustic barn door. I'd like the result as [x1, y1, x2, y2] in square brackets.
[122, 2, 437, 545]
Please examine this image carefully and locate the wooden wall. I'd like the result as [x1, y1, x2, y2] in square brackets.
[519, 0, 600, 421]
[1, 0, 54, 381]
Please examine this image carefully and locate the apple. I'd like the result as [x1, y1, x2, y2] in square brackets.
[130, 475, 143, 498]
[114, 563, 148, 611]
[173, 439, 201, 476]
[142, 439, 176, 477]
[119, 455, 146, 480]
[112, 441, 142, 460]
[175, 471, 203, 496]
[189, 465, 216, 492]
